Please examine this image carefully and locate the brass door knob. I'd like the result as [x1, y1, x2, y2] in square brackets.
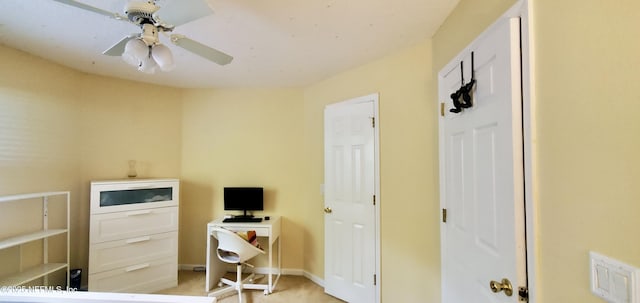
[489, 278, 513, 296]
[324, 207, 332, 214]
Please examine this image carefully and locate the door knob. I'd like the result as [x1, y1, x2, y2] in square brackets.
[489, 278, 513, 296]
[324, 207, 332, 214]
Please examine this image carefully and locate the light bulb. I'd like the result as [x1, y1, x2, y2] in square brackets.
[122, 38, 148, 67]
[152, 44, 175, 71]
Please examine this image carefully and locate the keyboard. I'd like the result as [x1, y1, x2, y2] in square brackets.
[223, 217, 263, 223]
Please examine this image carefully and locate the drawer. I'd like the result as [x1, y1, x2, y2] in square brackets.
[89, 231, 177, 274]
[90, 206, 178, 243]
[88, 255, 177, 293]
[90, 179, 179, 215]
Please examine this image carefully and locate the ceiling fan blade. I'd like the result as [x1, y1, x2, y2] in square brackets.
[103, 35, 137, 56]
[170, 35, 233, 66]
[51, 0, 123, 20]
[156, 0, 213, 26]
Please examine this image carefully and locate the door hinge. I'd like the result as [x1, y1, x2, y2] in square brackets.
[371, 117, 375, 128]
[373, 195, 376, 206]
[518, 286, 529, 302]
[442, 208, 447, 223]
[440, 102, 445, 117]
[373, 274, 377, 286]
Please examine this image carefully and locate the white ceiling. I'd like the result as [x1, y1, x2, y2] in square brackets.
[0, 0, 459, 88]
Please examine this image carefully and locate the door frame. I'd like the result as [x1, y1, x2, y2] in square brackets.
[437, 0, 537, 302]
[324, 93, 381, 303]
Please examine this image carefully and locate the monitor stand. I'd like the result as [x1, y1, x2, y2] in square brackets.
[233, 210, 254, 219]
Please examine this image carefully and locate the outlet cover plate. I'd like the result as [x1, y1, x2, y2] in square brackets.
[590, 251, 640, 303]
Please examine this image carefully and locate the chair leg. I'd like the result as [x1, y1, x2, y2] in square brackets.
[237, 263, 243, 303]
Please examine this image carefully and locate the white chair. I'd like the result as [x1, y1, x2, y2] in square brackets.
[209, 227, 266, 303]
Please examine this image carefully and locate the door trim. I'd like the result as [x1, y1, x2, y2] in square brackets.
[372, 93, 381, 303]
[324, 93, 381, 303]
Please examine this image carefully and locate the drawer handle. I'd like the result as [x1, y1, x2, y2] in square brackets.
[126, 236, 151, 244]
[126, 210, 152, 216]
[125, 263, 150, 272]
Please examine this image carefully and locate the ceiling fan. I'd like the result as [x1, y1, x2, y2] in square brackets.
[52, 0, 233, 73]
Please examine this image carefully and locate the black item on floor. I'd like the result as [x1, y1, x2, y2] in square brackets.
[70, 268, 82, 290]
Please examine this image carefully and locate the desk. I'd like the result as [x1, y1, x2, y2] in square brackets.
[205, 216, 281, 295]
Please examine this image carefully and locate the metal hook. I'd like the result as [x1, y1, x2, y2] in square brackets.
[449, 60, 465, 113]
[460, 51, 476, 108]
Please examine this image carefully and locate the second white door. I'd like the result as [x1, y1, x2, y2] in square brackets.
[324, 94, 377, 303]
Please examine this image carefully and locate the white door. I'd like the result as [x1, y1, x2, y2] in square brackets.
[438, 17, 527, 303]
[324, 95, 377, 303]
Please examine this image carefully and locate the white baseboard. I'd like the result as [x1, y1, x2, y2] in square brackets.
[257, 268, 303, 276]
[303, 271, 325, 287]
[178, 264, 325, 288]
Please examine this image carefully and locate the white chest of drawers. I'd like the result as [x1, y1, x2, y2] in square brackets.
[88, 179, 179, 293]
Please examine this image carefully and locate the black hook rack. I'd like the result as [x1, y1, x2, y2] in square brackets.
[449, 51, 476, 114]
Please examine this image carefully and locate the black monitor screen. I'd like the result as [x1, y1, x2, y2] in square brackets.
[223, 187, 264, 213]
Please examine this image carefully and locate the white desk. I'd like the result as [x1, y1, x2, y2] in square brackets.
[205, 216, 281, 295]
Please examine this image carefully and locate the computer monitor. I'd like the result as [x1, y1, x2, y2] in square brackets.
[223, 187, 263, 218]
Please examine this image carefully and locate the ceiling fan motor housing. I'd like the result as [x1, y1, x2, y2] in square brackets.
[125, 1, 160, 25]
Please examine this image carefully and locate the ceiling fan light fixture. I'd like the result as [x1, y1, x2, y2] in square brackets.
[152, 44, 175, 71]
[122, 38, 148, 67]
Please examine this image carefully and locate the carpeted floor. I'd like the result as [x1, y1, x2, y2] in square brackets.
[156, 270, 345, 303]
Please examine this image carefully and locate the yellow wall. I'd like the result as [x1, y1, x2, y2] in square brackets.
[179, 88, 306, 269]
[77, 74, 183, 182]
[532, 0, 640, 301]
[0, 47, 81, 195]
[303, 39, 440, 302]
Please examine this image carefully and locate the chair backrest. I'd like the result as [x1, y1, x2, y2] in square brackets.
[211, 227, 265, 264]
